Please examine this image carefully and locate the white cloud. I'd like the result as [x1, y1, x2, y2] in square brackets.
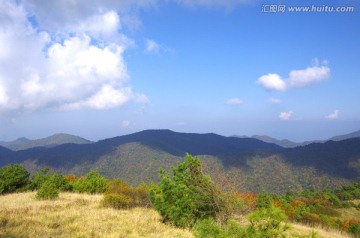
[0, 0, 148, 113]
[226, 98, 243, 105]
[325, 109, 339, 120]
[288, 65, 330, 88]
[67, 11, 120, 38]
[121, 120, 131, 128]
[257, 74, 286, 91]
[268, 98, 281, 104]
[279, 111, 293, 121]
[258, 60, 330, 91]
[62, 85, 132, 110]
[144, 39, 160, 54]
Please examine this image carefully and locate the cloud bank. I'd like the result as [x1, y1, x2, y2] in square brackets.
[258, 59, 330, 91]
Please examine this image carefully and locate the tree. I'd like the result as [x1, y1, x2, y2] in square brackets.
[0, 164, 30, 194]
[150, 153, 228, 228]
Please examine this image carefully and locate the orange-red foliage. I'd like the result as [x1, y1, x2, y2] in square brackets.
[65, 174, 77, 182]
[237, 192, 258, 210]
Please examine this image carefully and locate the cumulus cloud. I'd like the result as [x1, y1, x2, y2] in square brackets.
[279, 111, 293, 121]
[0, 0, 148, 113]
[288, 65, 330, 88]
[226, 98, 243, 105]
[258, 59, 330, 91]
[325, 109, 339, 120]
[257, 74, 286, 91]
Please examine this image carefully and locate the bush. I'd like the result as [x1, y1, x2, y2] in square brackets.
[36, 180, 59, 200]
[102, 179, 150, 208]
[102, 193, 133, 209]
[133, 183, 151, 207]
[0, 163, 30, 194]
[29, 167, 52, 190]
[195, 218, 252, 238]
[348, 223, 360, 237]
[71, 171, 108, 194]
[247, 205, 289, 237]
[150, 153, 229, 228]
[194, 218, 227, 238]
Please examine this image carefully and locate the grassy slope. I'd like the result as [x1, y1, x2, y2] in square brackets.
[0, 192, 193, 238]
[0, 192, 354, 238]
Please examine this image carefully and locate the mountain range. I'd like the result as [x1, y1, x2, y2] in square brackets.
[0, 129, 359, 194]
[235, 130, 360, 148]
[0, 133, 92, 151]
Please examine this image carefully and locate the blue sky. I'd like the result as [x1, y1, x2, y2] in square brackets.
[0, 0, 359, 142]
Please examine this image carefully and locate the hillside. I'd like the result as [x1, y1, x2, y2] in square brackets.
[0, 192, 193, 238]
[0, 192, 353, 238]
[0, 133, 92, 151]
[0, 130, 359, 193]
[330, 130, 360, 142]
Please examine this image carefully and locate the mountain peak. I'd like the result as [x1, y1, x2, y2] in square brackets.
[0, 133, 92, 151]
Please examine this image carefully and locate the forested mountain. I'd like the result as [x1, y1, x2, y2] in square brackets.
[235, 130, 360, 148]
[0, 130, 359, 193]
[329, 130, 360, 141]
[0, 133, 92, 151]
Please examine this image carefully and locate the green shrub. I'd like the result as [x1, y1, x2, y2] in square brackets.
[150, 153, 229, 228]
[256, 189, 273, 209]
[195, 218, 250, 238]
[0, 164, 30, 194]
[36, 180, 59, 200]
[194, 218, 227, 238]
[101, 193, 133, 209]
[71, 171, 108, 194]
[348, 223, 360, 237]
[29, 167, 52, 190]
[247, 205, 289, 238]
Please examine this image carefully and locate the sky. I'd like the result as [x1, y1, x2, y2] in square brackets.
[0, 0, 359, 142]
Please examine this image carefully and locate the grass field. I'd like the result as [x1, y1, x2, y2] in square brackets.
[0, 192, 193, 238]
[0, 192, 354, 238]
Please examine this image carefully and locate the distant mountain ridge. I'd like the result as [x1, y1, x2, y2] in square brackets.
[0, 129, 359, 193]
[0, 133, 92, 151]
[235, 130, 360, 148]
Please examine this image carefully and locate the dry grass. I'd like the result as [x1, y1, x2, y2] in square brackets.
[289, 222, 353, 238]
[336, 200, 360, 221]
[0, 192, 193, 238]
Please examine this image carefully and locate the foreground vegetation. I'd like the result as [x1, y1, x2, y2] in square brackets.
[0, 192, 355, 238]
[1, 156, 359, 237]
[0, 192, 193, 238]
